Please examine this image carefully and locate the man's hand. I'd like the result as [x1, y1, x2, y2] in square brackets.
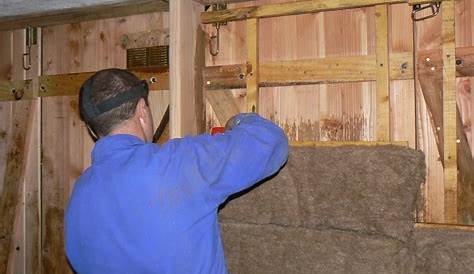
[225, 113, 257, 131]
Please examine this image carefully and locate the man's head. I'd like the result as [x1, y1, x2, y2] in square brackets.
[79, 68, 154, 142]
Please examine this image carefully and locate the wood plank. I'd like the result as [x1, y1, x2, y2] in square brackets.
[196, 0, 251, 4]
[204, 52, 414, 90]
[407, 0, 445, 4]
[121, 28, 169, 49]
[417, 74, 444, 161]
[170, 0, 205, 137]
[442, 0, 457, 223]
[0, 70, 169, 102]
[205, 90, 240, 125]
[203, 47, 474, 90]
[417, 70, 474, 224]
[201, 0, 407, 24]
[24, 28, 41, 274]
[0, 0, 168, 31]
[0, 101, 34, 274]
[389, 3, 416, 150]
[414, 1, 444, 224]
[8, 30, 27, 274]
[38, 71, 169, 97]
[289, 140, 408, 147]
[414, 222, 474, 231]
[246, 18, 259, 113]
[375, 5, 390, 141]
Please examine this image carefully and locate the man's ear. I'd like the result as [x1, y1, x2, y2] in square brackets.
[136, 98, 147, 119]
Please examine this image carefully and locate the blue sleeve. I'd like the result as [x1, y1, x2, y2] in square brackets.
[179, 114, 288, 207]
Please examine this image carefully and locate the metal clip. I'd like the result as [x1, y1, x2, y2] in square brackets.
[22, 27, 37, 71]
[411, 2, 441, 21]
[209, 24, 220, 56]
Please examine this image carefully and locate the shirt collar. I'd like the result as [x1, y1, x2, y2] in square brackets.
[92, 134, 145, 163]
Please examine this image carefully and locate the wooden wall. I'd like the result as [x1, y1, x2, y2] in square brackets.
[40, 12, 169, 273]
[203, 0, 473, 224]
[0, 11, 170, 274]
[1, 0, 474, 273]
[0, 30, 40, 274]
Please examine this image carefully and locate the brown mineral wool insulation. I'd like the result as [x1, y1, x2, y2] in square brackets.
[219, 145, 426, 242]
[414, 226, 474, 274]
[220, 222, 412, 274]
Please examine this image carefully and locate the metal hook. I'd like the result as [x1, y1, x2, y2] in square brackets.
[411, 2, 441, 21]
[209, 23, 220, 56]
[22, 27, 37, 71]
[23, 48, 31, 71]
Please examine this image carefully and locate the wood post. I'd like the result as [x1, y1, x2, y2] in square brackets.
[170, 0, 205, 138]
[375, 5, 390, 141]
[441, 0, 457, 223]
[246, 18, 259, 113]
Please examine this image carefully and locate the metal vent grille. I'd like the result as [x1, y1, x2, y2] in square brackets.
[127, 45, 169, 70]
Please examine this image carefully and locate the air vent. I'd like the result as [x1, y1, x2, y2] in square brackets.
[127, 45, 169, 70]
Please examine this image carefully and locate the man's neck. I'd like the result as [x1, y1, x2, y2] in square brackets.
[109, 121, 146, 142]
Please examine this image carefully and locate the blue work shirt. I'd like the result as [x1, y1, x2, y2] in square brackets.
[65, 114, 288, 274]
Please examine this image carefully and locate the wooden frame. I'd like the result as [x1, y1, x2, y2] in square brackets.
[201, 0, 472, 224]
[201, 0, 445, 24]
[441, 0, 458, 223]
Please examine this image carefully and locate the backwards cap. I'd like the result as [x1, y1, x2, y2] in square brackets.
[79, 76, 149, 121]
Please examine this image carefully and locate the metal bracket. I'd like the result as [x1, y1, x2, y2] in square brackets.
[208, 4, 227, 57]
[22, 27, 37, 71]
[411, 2, 441, 21]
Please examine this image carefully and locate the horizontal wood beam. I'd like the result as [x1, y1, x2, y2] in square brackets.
[204, 47, 474, 90]
[290, 141, 409, 147]
[0, 0, 168, 31]
[195, 0, 251, 4]
[196, 0, 436, 4]
[39, 71, 169, 97]
[0, 80, 34, 101]
[0, 70, 169, 102]
[414, 222, 474, 232]
[204, 53, 412, 89]
[201, 0, 408, 24]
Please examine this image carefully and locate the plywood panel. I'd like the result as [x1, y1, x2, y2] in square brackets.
[41, 12, 169, 273]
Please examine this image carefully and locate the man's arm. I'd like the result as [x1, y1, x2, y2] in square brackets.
[179, 113, 288, 207]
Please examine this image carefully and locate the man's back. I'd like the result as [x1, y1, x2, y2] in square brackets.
[65, 114, 288, 273]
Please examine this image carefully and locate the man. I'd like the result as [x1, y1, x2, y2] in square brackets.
[65, 68, 288, 273]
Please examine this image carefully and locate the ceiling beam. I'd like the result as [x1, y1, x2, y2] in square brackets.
[0, 0, 169, 31]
